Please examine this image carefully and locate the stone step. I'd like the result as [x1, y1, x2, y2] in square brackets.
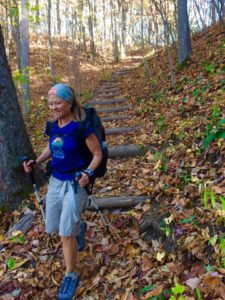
[96, 105, 132, 114]
[88, 98, 127, 106]
[105, 126, 141, 135]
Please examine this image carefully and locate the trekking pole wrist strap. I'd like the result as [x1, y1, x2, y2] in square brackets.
[83, 168, 94, 178]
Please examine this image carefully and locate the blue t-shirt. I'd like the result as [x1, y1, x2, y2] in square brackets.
[45, 120, 94, 181]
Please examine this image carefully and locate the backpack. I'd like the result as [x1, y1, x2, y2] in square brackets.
[78, 106, 108, 180]
[45, 106, 108, 182]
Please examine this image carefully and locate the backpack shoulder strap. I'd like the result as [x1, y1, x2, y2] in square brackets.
[45, 120, 56, 136]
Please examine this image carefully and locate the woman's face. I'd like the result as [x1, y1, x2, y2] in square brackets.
[48, 95, 72, 119]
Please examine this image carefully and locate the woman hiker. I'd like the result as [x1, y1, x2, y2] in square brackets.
[23, 83, 103, 300]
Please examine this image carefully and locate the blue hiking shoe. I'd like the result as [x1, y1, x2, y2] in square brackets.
[58, 273, 79, 300]
[76, 221, 87, 252]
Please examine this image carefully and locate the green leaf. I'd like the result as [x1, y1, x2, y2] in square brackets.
[196, 288, 202, 300]
[203, 189, 208, 209]
[139, 284, 155, 296]
[204, 264, 214, 272]
[9, 7, 18, 17]
[31, 4, 39, 12]
[18, 236, 26, 244]
[171, 283, 186, 295]
[203, 132, 217, 149]
[208, 235, 218, 246]
[219, 196, 225, 210]
[179, 214, 195, 224]
[210, 191, 216, 208]
[216, 118, 225, 127]
[216, 131, 225, 139]
[7, 258, 15, 270]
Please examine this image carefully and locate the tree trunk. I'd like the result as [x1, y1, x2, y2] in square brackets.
[211, 0, 217, 23]
[177, 0, 192, 65]
[20, 0, 31, 114]
[103, 0, 107, 48]
[110, 0, 119, 63]
[3, 3, 9, 58]
[194, 0, 208, 38]
[71, 14, 81, 101]
[78, 1, 87, 52]
[121, 1, 128, 58]
[9, 2, 21, 70]
[87, 0, 97, 61]
[47, 0, 55, 83]
[56, 0, 61, 35]
[0, 25, 35, 210]
[141, 0, 144, 48]
[65, 9, 72, 84]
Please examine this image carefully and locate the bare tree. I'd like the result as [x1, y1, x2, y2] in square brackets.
[20, 0, 31, 114]
[47, 0, 55, 83]
[87, 0, 97, 61]
[0, 25, 35, 210]
[71, 12, 81, 101]
[56, 0, 61, 35]
[178, 0, 192, 64]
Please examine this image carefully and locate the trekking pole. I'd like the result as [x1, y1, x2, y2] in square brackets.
[75, 173, 121, 242]
[75, 172, 109, 227]
[22, 156, 46, 222]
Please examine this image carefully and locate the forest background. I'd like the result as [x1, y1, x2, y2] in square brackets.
[0, 0, 225, 299]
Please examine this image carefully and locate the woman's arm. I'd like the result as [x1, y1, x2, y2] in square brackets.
[85, 133, 103, 171]
[36, 145, 51, 165]
[78, 133, 103, 186]
[23, 145, 51, 173]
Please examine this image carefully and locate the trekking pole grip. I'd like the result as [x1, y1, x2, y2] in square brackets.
[22, 155, 36, 185]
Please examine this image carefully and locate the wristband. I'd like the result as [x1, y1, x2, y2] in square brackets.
[83, 168, 94, 178]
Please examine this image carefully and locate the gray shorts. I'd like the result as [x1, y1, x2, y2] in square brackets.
[45, 176, 88, 237]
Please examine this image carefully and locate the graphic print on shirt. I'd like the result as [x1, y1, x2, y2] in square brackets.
[51, 135, 65, 159]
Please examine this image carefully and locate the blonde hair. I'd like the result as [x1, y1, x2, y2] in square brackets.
[70, 87, 86, 121]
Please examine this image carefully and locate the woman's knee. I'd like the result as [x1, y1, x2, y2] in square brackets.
[61, 236, 76, 243]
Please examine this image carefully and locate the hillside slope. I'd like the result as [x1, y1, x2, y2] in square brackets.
[0, 24, 224, 299]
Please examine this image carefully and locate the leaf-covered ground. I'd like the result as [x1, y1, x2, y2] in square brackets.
[0, 24, 225, 299]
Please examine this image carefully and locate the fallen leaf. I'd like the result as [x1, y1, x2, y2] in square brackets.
[156, 251, 165, 262]
[186, 277, 200, 290]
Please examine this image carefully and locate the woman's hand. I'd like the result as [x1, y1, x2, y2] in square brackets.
[23, 160, 36, 173]
[78, 172, 90, 187]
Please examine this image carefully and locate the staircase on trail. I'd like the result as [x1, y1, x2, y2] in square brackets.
[87, 68, 150, 209]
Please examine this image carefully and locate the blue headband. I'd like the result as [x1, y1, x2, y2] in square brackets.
[48, 83, 74, 103]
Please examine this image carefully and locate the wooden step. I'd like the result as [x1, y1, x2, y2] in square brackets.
[87, 195, 149, 210]
[100, 84, 119, 89]
[88, 98, 127, 106]
[105, 126, 141, 135]
[96, 105, 132, 114]
[109, 144, 150, 158]
[94, 88, 120, 94]
[95, 92, 121, 98]
[101, 115, 132, 122]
